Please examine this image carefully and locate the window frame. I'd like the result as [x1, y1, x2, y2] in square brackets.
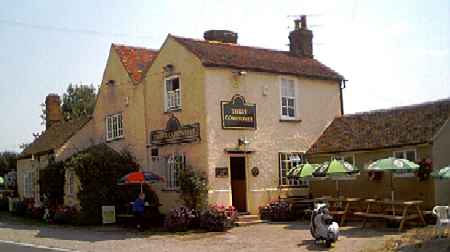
[67, 170, 76, 196]
[105, 113, 124, 141]
[164, 75, 182, 112]
[332, 154, 356, 166]
[165, 153, 185, 190]
[279, 152, 308, 188]
[280, 78, 297, 120]
[23, 170, 34, 198]
[393, 149, 417, 162]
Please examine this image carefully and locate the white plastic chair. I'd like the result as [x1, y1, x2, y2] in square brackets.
[432, 206, 450, 238]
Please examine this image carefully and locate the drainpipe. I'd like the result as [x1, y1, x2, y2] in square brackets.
[339, 80, 347, 116]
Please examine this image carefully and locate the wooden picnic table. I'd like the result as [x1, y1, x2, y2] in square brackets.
[314, 197, 361, 226]
[354, 199, 426, 231]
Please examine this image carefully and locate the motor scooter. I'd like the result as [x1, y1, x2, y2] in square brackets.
[310, 202, 339, 248]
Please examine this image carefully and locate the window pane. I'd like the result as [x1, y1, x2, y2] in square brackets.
[112, 116, 118, 138]
[282, 97, 287, 106]
[288, 108, 295, 117]
[166, 80, 173, 91]
[406, 151, 416, 162]
[282, 107, 287, 116]
[288, 81, 295, 96]
[288, 98, 295, 107]
[172, 78, 180, 90]
[394, 151, 404, 159]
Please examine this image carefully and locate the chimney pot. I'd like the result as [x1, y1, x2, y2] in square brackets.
[300, 15, 307, 29]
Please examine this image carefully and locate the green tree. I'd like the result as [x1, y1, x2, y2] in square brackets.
[40, 83, 97, 124]
[0, 151, 18, 176]
[61, 83, 96, 121]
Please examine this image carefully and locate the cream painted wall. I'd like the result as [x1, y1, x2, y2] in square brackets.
[144, 37, 208, 213]
[56, 119, 95, 162]
[92, 46, 148, 168]
[433, 119, 450, 205]
[204, 68, 342, 213]
[16, 155, 49, 202]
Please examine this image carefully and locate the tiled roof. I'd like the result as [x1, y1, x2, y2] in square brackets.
[21, 117, 91, 158]
[171, 35, 344, 80]
[112, 44, 158, 83]
[307, 98, 450, 154]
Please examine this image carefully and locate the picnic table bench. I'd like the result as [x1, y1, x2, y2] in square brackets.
[314, 197, 361, 226]
[354, 199, 426, 231]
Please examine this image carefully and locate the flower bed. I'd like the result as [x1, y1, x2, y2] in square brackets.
[259, 201, 292, 221]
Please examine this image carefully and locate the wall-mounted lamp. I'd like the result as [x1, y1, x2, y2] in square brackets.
[238, 137, 250, 146]
[163, 64, 174, 74]
[106, 80, 115, 86]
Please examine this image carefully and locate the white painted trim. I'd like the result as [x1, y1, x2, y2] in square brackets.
[164, 75, 181, 112]
[0, 240, 80, 252]
[250, 188, 279, 192]
[279, 77, 298, 120]
[393, 148, 417, 161]
[208, 189, 231, 194]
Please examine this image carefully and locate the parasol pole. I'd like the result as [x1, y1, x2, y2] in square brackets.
[140, 183, 143, 193]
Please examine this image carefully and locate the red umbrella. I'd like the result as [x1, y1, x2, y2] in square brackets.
[118, 171, 165, 192]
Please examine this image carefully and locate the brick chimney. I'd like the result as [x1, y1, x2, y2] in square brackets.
[288, 15, 313, 58]
[45, 94, 63, 128]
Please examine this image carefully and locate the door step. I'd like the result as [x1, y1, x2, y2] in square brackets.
[235, 214, 266, 226]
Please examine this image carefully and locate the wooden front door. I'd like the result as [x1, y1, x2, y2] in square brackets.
[230, 156, 247, 212]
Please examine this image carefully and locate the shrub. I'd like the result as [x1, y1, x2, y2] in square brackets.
[258, 201, 292, 221]
[178, 166, 208, 210]
[200, 205, 237, 232]
[40, 161, 65, 206]
[164, 206, 199, 232]
[12, 200, 27, 216]
[53, 206, 78, 224]
[0, 198, 8, 211]
[66, 144, 139, 225]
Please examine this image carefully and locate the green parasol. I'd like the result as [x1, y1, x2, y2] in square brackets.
[367, 157, 419, 201]
[322, 159, 359, 197]
[431, 166, 450, 179]
[287, 163, 319, 179]
[0, 177, 4, 185]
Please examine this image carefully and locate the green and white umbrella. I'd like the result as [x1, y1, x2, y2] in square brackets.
[287, 163, 319, 179]
[0, 177, 4, 185]
[320, 159, 359, 197]
[431, 166, 450, 179]
[367, 157, 419, 200]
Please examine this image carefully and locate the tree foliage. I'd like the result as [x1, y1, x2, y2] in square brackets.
[65, 144, 139, 224]
[0, 151, 18, 176]
[178, 166, 208, 210]
[40, 83, 97, 124]
[61, 83, 96, 121]
[39, 161, 65, 206]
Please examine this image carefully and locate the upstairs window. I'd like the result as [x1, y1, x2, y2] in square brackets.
[165, 76, 181, 111]
[106, 113, 123, 141]
[393, 149, 417, 162]
[281, 79, 296, 119]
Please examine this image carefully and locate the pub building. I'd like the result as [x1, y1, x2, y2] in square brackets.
[144, 17, 345, 214]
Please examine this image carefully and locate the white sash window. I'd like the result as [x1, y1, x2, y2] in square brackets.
[105, 113, 124, 141]
[281, 79, 296, 119]
[24, 171, 35, 198]
[279, 152, 307, 187]
[165, 76, 181, 111]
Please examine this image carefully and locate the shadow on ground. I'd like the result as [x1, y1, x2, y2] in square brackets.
[0, 211, 216, 242]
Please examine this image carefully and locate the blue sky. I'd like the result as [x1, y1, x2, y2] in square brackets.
[0, 0, 449, 151]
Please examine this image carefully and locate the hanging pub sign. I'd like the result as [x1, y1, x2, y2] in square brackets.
[150, 114, 200, 146]
[221, 94, 256, 129]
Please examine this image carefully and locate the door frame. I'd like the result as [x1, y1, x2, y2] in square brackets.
[228, 154, 249, 212]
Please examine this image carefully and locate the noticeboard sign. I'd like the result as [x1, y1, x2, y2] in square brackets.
[221, 95, 256, 129]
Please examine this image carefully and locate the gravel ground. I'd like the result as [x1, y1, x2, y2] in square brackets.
[0, 215, 402, 252]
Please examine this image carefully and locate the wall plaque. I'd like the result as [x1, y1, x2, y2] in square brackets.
[215, 167, 229, 178]
[150, 114, 200, 146]
[221, 94, 256, 129]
